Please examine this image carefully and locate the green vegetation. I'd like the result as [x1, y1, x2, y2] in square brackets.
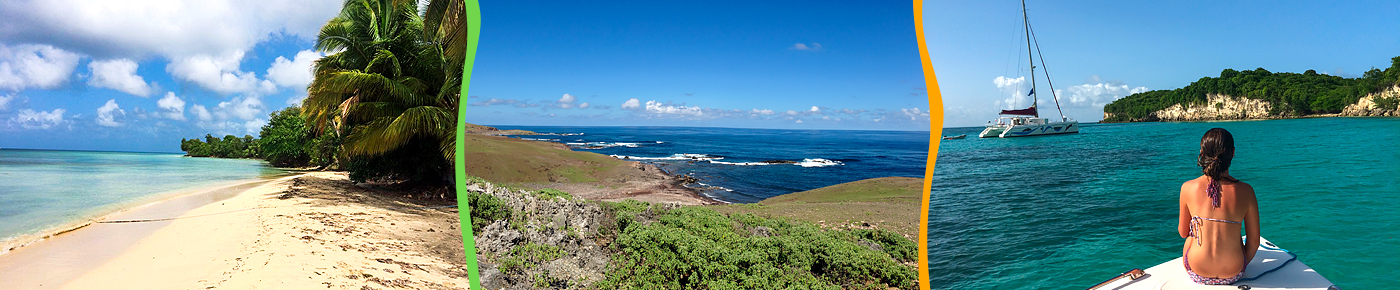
[1104, 56, 1400, 121]
[180, 135, 258, 158]
[1376, 96, 1400, 111]
[178, 0, 468, 185]
[257, 107, 312, 167]
[533, 188, 572, 200]
[180, 106, 332, 169]
[301, 0, 462, 184]
[498, 243, 567, 273]
[596, 202, 917, 290]
[465, 191, 513, 233]
[714, 177, 924, 238]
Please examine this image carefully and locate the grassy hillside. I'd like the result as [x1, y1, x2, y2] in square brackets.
[712, 177, 923, 238]
[459, 134, 636, 184]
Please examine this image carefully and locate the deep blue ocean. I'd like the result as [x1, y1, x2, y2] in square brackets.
[491, 126, 930, 203]
[0, 150, 284, 249]
[926, 117, 1399, 289]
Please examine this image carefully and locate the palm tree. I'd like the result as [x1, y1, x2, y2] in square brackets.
[304, 0, 461, 175]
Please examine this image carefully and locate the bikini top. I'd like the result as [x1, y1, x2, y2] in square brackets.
[1190, 177, 1242, 246]
[1190, 215, 1242, 246]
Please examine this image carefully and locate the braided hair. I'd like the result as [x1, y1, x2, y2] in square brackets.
[1197, 128, 1237, 208]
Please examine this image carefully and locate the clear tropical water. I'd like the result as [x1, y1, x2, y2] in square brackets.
[0, 149, 286, 246]
[492, 126, 930, 203]
[926, 117, 1400, 289]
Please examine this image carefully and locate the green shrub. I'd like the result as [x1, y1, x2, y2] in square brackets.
[499, 243, 565, 273]
[851, 229, 917, 262]
[1375, 96, 1400, 110]
[595, 202, 916, 290]
[466, 192, 512, 234]
[534, 188, 572, 200]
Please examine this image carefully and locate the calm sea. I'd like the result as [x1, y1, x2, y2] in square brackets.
[492, 126, 930, 203]
[0, 149, 285, 247]
[926, 117, 1399, 289]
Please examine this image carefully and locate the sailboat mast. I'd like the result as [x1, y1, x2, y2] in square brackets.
[1022, 0, 1038, 117]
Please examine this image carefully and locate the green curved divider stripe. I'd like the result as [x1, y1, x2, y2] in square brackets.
[454, 0, 483, 289]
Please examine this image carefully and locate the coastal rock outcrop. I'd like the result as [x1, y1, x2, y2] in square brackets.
[466, 181, 611, 289]
[1341, 84, 1400, 117]
[1151, 94, 1276, 121]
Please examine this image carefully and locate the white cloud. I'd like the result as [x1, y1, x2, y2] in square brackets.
[900, 108, 929, 120]
[0, 0, 342, 59]
[810, 106, 820, 112]
[12, 108, 65, 129]
[0, 94, 12, 110]
[557, 93, 576, 104]
[1056, 79, 1149, 108]
[994, 76, 1032, 109]
[578, 102, 590, 109]
[212, 95, 263, 121]
[643, 100, 703, 116]
[156, 92, 186, 120]
[243, 118, 267, 135]
[95, 99, 124, 127]
[191, 104, 212, 122]
[265, 50, 321, 89]
[786, 110, 798, 116]
[789, 43, 822, 51]
[751, 109, 775, 115]
[0, 44, 81, 91]
[87, 59, 153, 96]
[166, 51, 274, 95]
[621, 98, 641, 110]
[795, 119, 804, 123]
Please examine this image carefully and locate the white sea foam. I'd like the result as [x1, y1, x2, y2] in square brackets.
[520, 138, 559, 141]
[609, 153, 721, 161]
[567, 142, 642, 149]
[708, 160, 775, 166]
[795, 158, 843, 167]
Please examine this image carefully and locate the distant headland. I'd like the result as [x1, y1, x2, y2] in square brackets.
[1102, 56, 1400, 123]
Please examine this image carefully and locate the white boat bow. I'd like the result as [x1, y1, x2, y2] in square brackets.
[1090, 237, 1337, 290]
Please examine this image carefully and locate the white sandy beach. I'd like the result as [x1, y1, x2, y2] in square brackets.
[0, 172, 470, 290]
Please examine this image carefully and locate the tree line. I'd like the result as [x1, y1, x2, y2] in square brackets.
[1103, 56, 1400, 122]
[181, 0, 467, 185]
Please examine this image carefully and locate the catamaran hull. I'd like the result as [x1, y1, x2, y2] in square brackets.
[978, 127, 1006, 138]
[981, 121, 1079, 138]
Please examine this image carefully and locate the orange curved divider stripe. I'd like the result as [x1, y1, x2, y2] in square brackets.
[912, 1, 944, 289]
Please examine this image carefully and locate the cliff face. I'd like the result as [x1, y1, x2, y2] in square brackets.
[1341, 84, 1400, 117]
[1150, 94, 1277, 122]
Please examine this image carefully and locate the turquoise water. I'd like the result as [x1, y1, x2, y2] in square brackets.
[0, 149, 285, 245]
[926, 117, 1399, 289]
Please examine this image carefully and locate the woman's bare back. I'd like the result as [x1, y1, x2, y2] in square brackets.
[1178, 175, 1259, 278]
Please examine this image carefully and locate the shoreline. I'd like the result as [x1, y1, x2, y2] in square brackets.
[0, 176, 286, 257]
[0, 177, 282, 289]
[2, 172, 471, 289]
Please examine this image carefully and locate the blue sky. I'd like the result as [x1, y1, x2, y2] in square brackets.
[924, 0, 1400, 128]
[467, 1, 929, 130]
[0, 0, 343, 152]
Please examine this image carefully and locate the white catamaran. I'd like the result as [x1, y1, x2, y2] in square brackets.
[980, 0, 1078, 138]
